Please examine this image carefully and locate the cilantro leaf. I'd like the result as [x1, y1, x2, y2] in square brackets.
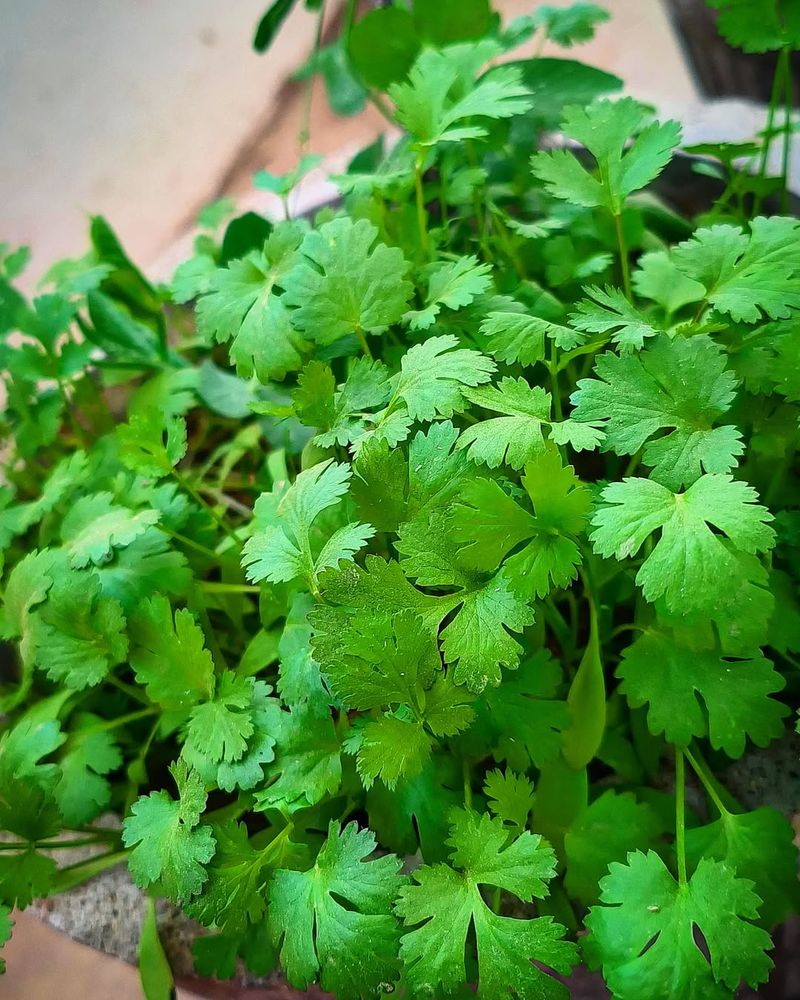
[348, 713, 435, 790]
[128, 594, 215, 710]
[60, 492, 160, 568]
[457, 377, 551, 469]
[122, 760, 216, 903]
[564, 791, 667, 906]
[242, 459, 374, 591]
[390, 41, 533, 147]
[457, 650, 569, 770]
[0, 848, 56, 909]
[55, 722, 122, 826]
[196, 221, 308, 381]
[406, 255, 493, 330]
[529, 3, 610, 46]
[0, 906, 11, 973]
[571, 335, 744, 489]
[585, 852, 773, 998]
[397, 809, 576, 998]
[452, 445, 592, 600]
[618, 629, 787, 756]
[479, 311, 555, 367]
[671, 217, 800, 322]
[255, 703, 341, 814]
[568, 285, 661, 350]
[30, 571, 127, 689]
[295, 359, 391, 450]
[685, 806, 800, 928]
[707, 0, 800, 53]
[589, 474, 775, 612]
[118, 410, 188, 479]
[532, 98, 681, 214]
[484, 768, 535, 833]
[270, 821, 405, 998]
[391, 334, 496, 422]
[186, 821, 270, 934]
[282, 217, 412, 346]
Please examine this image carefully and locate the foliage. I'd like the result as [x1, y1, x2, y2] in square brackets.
[1, 2, 798, 997]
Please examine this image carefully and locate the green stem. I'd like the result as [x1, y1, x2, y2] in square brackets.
[759, 48, 786, 179]
[198, 581, 261, 595]
[675, 747, 687, 886]
[779, 46, 794, 214]
[299, 0, 327, 155]
[51, 850, 129, 895]
[414, 152, 430, 257]
[106, 675, 152, 707]
[171, 467, 241, 550]
[613, 212, 632, 300]
[0, 836, 118, 852]
[684, 746, 733, 817]
[160, 527, 230, 563]
[462, 759, 473, 810]
[83, 707, 158, 734]
[355, 327, 373, 361]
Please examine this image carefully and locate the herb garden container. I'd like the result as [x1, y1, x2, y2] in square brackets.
[2, 1, 800, 999]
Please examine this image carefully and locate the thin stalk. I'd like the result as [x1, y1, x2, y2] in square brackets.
[199, 581, 261, 595]
[0, 836, 117, 852]
[299, 0, 327, 155]
[780, 46, 794, 214]
[759, 48, 786, 178]
[82, 707, 159, 734]
[160, 527, 229, 563]
[675, 747, 687, 886]
[356, 327, 373, 361]
[106, 675, 152, 707]
[613, 212, 632, 300]
[414, 152, 430, 257]
[462, 759, 473, 809]
[684, 747, 729, 817]
[51, 850, 129, 894]
[171, 467, 241, 550]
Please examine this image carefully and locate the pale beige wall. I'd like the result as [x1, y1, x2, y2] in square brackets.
[1, 0, 695, 289]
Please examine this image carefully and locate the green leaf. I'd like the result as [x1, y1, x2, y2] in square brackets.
[30, 571, 127, 689]
[589, 474, 775, 613]
[242, 459, 373, 590]
[0, 848, 56, 909]
[196, 222, 308, 382]
[391, 334, 496, 422]
[685, 806, 800, 928]
[671, 217, 800, 323]
[484, 768, 535, 833]
[562, 605, 605, 769]
[532, 98, 681, 215]
[128, 594, 215, 710]
[60, 492, 160, 568]
[479, 311, 559, 367]
[186, 821, 270, 934]
[117, 411, 188, 479]
[406, 255, 493, 330]
[706, 0, 800, 53]
[585, 852, 773, 998]
[397, 809, 576, 998]
[390, 41, 533, 147]
[618, 629, 787, 757]
[55, 723, 122, 826]
[504, 58, 622, 128]
[413, 0, 492, 45]
[270, 821, 405, 998]
[255, 703, 341, 813]
[282, 217, 412, 346]
[458, 376, 551, 469]
[348, 6, 419, 89]
[0, 906, 12, 973]
[527, 3, 610, 46]
[452, 446, 591, 600]
[571, 336, 743, 489]
[458, 650, 569, 771]
[564, 791, 666, 906]
[122, 760, 216, 903]
[253, 0, 297, 52]
[569, 285, 660, 350]
[139, 898, 175, 1000]
[349, 713, 434, 790]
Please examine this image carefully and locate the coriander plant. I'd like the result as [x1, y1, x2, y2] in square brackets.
[1, 1, 799, 997]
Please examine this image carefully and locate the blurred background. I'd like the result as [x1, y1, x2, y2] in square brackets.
[0, 0, 794, 996]
[1, 0, 702, 294]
